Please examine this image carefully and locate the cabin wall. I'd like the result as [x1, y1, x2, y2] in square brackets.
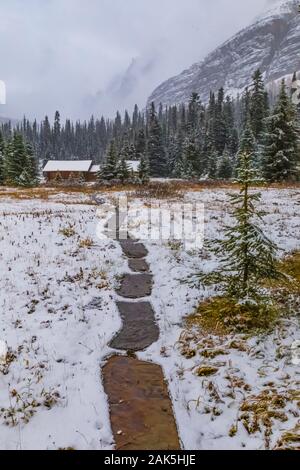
[43, 171, 98, 183]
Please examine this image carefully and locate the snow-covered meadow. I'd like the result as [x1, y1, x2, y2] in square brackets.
[0, 187, 299, 450]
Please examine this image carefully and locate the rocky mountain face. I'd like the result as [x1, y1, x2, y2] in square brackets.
[148, 0, 300, 107]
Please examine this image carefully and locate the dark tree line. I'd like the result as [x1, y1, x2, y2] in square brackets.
[1, 69, 299, 184]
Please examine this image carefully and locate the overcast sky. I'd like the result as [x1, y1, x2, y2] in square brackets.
[0, 0, 274, 121]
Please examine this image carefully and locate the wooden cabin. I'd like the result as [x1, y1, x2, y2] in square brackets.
[42, 160, 100, 183]
[42, 159, 139, 183]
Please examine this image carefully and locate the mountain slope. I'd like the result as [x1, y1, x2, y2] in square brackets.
[148, 0, 300, 107]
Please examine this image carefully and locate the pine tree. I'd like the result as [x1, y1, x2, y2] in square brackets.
[187, 93, 200, 133]
[98, 140, 118, 181]
[224, 96, 239, 155]
[172, 155, 185, 179]
[167, 135, 182, 176]
[4, 133, 28, 185]
[117, 156, 130, 183]
[237, 120, 257, 170]
[249, 69, 269, 142]
[214, 88, 227, 155]
[147, 102, 167, 177]
[218, 147, 233, 179]
[202, 117, 215, 176]
[18, 144, 38, 187]
[202, 152, 280, 300]
[119, 136, 131, 161]
[182, 135, 199, 177]
[138, 155, 150, 184]
[262, 80, 299, 182]
[0, 131, 5, 184]
[17, 167, 35, 187]
[240, 87, 251, 128]
[204, 149, 218, 179]
[135, 129, 146, 157]
[53, 111, 61, 159]
[128, 143, 136, 160]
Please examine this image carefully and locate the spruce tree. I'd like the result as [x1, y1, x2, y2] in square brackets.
[0, 131, 5, 184]
[172, 153, 186, 179]
[262, 80, 299, 182]
[241, 87, 251, 128]
[119, 136, 131, 161]
[218, 147, 233, 179]
[19, 144, 38, 187]
[166, 135, 180, 175]
[237, 120, 257, 170]
[202, 152, 280, 300]
[147, 102, 167, 177]
[206, 149, 218, 179]
[202, 118, 215, 176]
[135, 129, 146, 157]
[187, 93, 200, 133]
[4, 133, 28, 185]
[53, 111, 61, 159]
[117, 157, 130, 183]
[17, 167, 35, 187]
[224, 96, 239, 155]
[249, 69, 269, 142]
[214, 87, 227, 154]
[138, 155, 150, 184]
[182, 135, 199, 177]
[98, 140, 118, 181]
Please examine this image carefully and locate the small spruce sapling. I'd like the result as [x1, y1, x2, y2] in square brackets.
[201, 152, 282, 301]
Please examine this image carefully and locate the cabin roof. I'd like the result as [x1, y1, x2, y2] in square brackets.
[89, 164, 100, 173]
[43, 160, 93, 173]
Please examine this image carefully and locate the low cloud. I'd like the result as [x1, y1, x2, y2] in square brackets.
[0, 0, 270, 121]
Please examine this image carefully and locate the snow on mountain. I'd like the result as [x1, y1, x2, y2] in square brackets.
[148, 0, 300, 107]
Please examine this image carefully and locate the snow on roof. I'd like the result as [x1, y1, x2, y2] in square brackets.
[43, 160, 93, 173]
[90, 164, 100, 173]
[126, 160, 139, 172]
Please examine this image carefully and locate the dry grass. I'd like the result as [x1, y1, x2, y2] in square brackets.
[274, 423, 300, 450]
[78, 237, 94, 248]
[262, 251, 300, 316]
[275, 251, 300, 293]
[59, 225, 76, 238]
[187, 296, 279, 335]
[0, 180, 299, 203]
[133, 181, 185, 200]
[238, 389, 290, 448]
[188, 251, 300, 336]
